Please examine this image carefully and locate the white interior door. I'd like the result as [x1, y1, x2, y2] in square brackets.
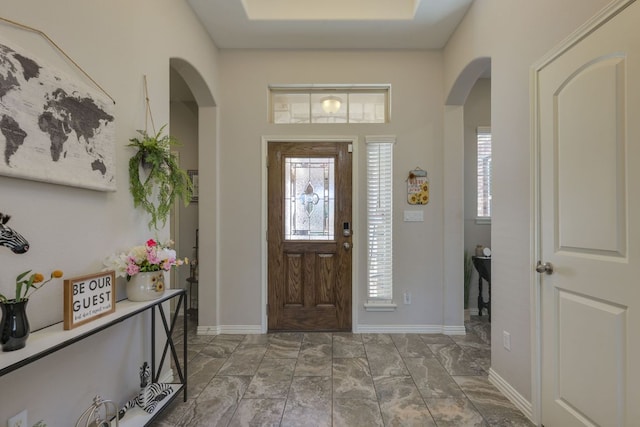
[536, 1, 640, 425]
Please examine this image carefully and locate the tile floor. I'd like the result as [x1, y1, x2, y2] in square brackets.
[151, 316, 533, 426]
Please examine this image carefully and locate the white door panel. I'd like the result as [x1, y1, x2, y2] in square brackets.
[536, 1, 639, 425]
[555, 56, 626, 256]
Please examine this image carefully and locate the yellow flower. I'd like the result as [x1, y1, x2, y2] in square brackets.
[0, 269, 64, 302]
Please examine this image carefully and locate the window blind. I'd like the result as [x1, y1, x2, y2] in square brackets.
[476, 127, 492, 218]
[366, 138, 394, 302]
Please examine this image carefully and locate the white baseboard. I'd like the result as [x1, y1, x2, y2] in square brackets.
[488, 368, 533, 422]
[197, 324, 466, 335]
[442, 325, 466, 335]
[197, 325, 263, 335]
[196, 325, 219, 335]
[355, 324, 466, 335]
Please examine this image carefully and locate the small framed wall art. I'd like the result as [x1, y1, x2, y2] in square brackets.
[188, 169, 199, 203]
[63, 270, 116, 330]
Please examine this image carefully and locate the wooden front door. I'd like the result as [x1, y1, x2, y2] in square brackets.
[536, 1, 640, 424]
[267, 141, 352, 331]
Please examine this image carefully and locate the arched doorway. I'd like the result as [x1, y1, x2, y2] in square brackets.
[169, 58, 216, 328]
[442, 56, 491, 327]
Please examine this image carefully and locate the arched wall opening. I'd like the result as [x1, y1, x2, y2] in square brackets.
[446, 57, 492, 105]
[442, 57, 491, 328]
[169, 58, 217, 328]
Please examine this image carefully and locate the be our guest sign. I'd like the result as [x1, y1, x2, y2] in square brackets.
[63, 271, 116, 330]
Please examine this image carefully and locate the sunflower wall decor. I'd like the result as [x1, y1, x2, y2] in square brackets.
[407, 168, 429, 205]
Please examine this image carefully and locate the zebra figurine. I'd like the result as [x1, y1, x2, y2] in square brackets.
[118, 362, 173, 420]
[0, 213, 29, 254]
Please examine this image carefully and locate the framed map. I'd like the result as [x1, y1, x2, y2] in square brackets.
[0, 38, 116, 191]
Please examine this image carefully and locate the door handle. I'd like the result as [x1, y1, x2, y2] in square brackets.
[343, 242, 351, 250]
[536, 261, 554, 275]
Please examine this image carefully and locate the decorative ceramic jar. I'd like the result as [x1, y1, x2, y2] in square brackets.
[126, 271, 165, 302]
[1, 299, 30, 351]
[475, 244, 485, 257]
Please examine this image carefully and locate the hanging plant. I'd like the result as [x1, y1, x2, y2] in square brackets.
[128, 126, 192, 229]
[128, 76, 193, 230]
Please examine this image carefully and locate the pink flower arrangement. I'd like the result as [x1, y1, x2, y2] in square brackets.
[104, 239, 188, 280]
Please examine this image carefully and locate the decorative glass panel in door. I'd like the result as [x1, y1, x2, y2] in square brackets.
[284, 157, 335, 240]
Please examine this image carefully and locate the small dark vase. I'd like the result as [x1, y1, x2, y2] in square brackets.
[1, 299, 30, 352]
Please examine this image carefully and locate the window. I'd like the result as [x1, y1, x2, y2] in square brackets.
[476, 127, 492, 221]
[270, 85, 390, 124]
[365, 136, 395, 310]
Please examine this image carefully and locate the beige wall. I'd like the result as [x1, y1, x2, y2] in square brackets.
[0, 0, 219, 424]
[444, 0, 612, 410]
[215, 49, 449, 330]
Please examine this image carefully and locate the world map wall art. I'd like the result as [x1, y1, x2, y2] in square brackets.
[0, 38, 116, 191]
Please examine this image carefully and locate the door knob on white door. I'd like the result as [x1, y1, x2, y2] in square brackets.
[536, 261, 554, 274]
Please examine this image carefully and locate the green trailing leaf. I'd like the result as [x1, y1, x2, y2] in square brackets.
[15, 269, 33, 301]
[128, 125, 193, 230]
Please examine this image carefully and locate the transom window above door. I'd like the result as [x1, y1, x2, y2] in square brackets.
[269, 85, 390, 124]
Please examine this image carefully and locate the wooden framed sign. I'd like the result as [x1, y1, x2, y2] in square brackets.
[64, 270, 116, 330]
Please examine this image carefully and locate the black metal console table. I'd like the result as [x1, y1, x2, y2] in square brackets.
[472, 256, 491, 321]
[0, 289, 187, 426]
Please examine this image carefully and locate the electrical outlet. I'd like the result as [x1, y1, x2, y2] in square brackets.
[403, 292, 411, 304]
[503, 331, 511, 351]
[8, 410, 27, 427]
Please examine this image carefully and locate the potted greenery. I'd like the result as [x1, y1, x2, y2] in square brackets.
[464, 250, 473, 321]
[128, 125, 193, 230]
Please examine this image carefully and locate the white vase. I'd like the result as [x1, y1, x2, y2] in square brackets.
[126, 271, 166, 302]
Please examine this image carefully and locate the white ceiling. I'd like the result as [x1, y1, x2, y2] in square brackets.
[186, 0, 474, 50]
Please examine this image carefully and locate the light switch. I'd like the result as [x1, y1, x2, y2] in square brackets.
[403, 210, 424, 222]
